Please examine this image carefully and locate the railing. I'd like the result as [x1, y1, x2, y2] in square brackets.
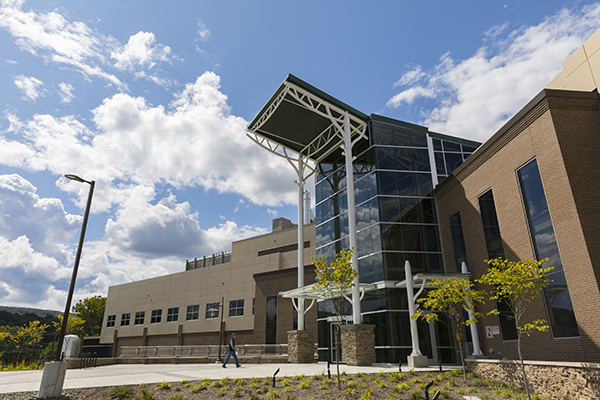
[79, 352, 98, 368]
[185, 251, 232, 270]
[119, 344, 294, 358]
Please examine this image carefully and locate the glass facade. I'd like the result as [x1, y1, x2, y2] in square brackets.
[314, 119, 476, 363]
[517, 159, 579, 338]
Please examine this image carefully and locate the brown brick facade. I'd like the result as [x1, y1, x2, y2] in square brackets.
[253, 266, 318, 345]
[436, 89, 600, 363]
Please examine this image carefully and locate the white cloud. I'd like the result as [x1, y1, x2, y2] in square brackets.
[58, 82, 74, 103]
[112, 31, 171, 73]
[197, 20, 211, 42]
[387, 4, 600, 142]
[0, 1, 174, 88]
[14, 74, 43, 101]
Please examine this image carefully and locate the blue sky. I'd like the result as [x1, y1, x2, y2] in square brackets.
[0, 0, 599, 310]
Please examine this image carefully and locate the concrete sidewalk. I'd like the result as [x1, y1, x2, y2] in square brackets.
[0, 362, 456, 394]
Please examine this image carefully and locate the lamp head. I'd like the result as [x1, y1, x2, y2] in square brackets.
[65, 174, 85, 183]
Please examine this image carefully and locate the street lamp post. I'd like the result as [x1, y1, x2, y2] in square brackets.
[39, 174, 94, 399]
[55, 174, 95, 361]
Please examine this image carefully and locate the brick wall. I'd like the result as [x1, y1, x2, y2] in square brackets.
[436, 90, 600, 362]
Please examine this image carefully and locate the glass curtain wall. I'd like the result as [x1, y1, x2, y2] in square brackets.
[315, 119, 472, 363]
[517, 159, 579, 338]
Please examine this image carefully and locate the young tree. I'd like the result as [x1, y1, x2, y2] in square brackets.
[313, 248, 357, 390]
[413, 276, 486, 378]
[53, 314, 85, 339]
[477, 257, 552, 400]
[73, 296, 106, 337]
[8, 320, 48, 365]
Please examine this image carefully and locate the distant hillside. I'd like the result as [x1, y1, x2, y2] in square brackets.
[0, 305, 62, 318]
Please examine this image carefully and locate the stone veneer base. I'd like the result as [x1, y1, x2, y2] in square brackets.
[287, 330, 315, 363]
[340, 324, 376, 366]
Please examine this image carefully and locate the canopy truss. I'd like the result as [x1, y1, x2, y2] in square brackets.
[247, 74, 368, 165]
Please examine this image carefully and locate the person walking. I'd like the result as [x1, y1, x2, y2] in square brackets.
[222, 333, 241, 368]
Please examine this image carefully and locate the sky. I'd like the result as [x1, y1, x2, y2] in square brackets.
[0, 0, 599, 311]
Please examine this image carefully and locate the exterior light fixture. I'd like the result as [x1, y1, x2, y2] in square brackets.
[39, 174, 95, 398]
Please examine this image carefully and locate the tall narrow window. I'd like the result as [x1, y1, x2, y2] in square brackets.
[517, 159, 579, 338]
[265, 295, 278, 345]
[478, 190, 505, 259]
[478, 189, 517, 340]
[449, 211, 467, 273]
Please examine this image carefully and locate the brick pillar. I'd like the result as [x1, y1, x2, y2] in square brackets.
[287, 330, 315, 363]
[143, 327, 148, 346]
[340, 324, 376, 366]
[178, 324, 183, 346]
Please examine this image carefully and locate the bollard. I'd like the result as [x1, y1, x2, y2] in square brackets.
[272, 367, 280, 388]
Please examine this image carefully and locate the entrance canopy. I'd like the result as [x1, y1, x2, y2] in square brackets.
[395, 272, 471, 289]
[279, 282, 378, 301]
[247, 74, 369, 164]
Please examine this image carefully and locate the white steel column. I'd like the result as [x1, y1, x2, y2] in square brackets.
[343, 112, 362, 325]
[405, 260, 423, 356]
[461, 261, 483, 356]
[296, 156, 306, 331]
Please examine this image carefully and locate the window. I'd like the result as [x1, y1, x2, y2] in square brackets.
[517, 159, 579, 338]
[478, 190, 504, 259]
[478, 189, 516, 340]
[229, 300, 244, 317]
[151, 309, 162, 324]
[186, 305, 199, 320]
[265, 295, 278, 345]
[120, 313, 130, 326]
[134, 311, 145, 325]
[166, 307, 179, 322]
[106, 314, 116, 328]
[206, 302, 220, 319]
[449, 211, 468, 273]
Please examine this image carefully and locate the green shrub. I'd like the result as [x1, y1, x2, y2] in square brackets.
[211, 381, 223, 388]
[281, 379, 292, 387]
[391, 382, 410, 393]
[355, 372, 366, 377]
[410, 389, 423, 400]
[375, 379, 388, 388]
[343, 388, 355, 398]
[449, 368, 462, 377]
[389, 372, 403, 382]
[293, 374, 306, 380]
[234, 377, 246, 386]
[410, 377, 423, 384]
[233, 388, 243, 398]
[108, 386, 133, 400]
[347, 380, 357, 388]
[298, 380, 311, 389]
[189, 382, 207, 393]
[319, 383, 329, 390]
[360, 387, 374, 400]
[266, 390, 280, 399]
[136, 388, 154, 400]
[217, 387, 227, 396]
[249, 383, 259, 389]
[261, 386, 270, 394]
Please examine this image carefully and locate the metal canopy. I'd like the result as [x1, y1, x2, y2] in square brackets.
[395, 273, 471, 289]
[279, 282, 378, 301]
[247, 74, 369, 164]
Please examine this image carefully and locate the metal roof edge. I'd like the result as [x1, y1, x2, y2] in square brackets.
[285, 74, 370, 122]
[427, 131, 482, 148]
[369, 113, 428, 132]
[248, 74, 369, 131]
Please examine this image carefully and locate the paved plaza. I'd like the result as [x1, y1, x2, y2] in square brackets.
[0, 362, 455, 394]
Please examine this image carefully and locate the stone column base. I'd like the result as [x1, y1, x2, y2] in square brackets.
[287, 330, 315, 363]
[408, 354, 428, 368]
[38, 361, 67, 398]
[340, 324, 376, 366]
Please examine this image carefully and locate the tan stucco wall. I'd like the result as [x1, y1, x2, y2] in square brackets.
[100, 222, 315, 345]
[546, 28, 600, 92]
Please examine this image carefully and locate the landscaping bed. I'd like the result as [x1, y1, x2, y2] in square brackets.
[2, 369, 552, 400]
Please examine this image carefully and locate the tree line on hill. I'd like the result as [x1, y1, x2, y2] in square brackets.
[0, 296, 106, 367]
